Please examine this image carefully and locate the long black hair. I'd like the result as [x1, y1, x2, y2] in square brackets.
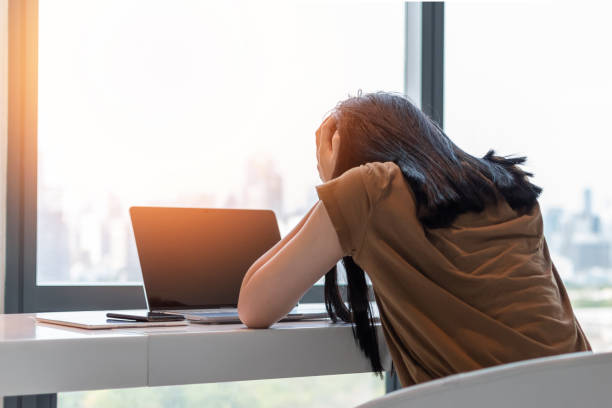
[323, 92, 542, 375]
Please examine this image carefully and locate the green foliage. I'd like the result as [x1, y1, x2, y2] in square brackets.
[571, 298, 612, 308]
[568, 286, 612, 308]
[59, 373, 385, 408]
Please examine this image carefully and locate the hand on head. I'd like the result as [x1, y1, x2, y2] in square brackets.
[316, 115, 341, 182]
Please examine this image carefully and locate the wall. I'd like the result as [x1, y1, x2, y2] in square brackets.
[1, 0, 8, 316]
[1, 1, 7, 407]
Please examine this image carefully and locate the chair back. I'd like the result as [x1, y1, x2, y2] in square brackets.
[357, 352, 610, 408]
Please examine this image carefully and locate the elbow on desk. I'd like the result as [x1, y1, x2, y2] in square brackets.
[237, 296, 274, 329]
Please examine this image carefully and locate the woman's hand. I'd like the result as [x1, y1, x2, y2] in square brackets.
[316, 115, 342, 182]
[237, 201, 343, 328]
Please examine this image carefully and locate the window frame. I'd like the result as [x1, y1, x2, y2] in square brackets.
[6, 0, 443, 314]
[5, 0, 148, 310]
[5, 1, 443, 405]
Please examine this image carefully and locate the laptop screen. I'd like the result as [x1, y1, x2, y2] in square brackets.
[130, 207, 281, 310]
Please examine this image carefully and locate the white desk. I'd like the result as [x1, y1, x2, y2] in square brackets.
[0, 310, 391, 397]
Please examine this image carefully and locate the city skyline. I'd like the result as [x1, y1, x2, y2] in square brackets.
[37, 152, 612, 285]
[37, 155, 307, 283]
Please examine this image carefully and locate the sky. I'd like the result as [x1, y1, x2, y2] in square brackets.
[37, 0, 404, 214]
[35, 0, 612, 282]
[445, 1, 612, 218]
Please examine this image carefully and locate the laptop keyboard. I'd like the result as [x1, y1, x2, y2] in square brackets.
[186, 311, 239, 318]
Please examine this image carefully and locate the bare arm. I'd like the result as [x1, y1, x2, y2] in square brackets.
[238, 201, 343, 328]
[243, 204, 318, 281]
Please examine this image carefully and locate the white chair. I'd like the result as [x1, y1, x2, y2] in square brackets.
[357, 351, 612, 408]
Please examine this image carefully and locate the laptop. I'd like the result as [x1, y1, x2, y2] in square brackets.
[130, 206, 328, 323]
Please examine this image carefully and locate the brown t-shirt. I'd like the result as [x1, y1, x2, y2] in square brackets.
[316, 161, 590, 387]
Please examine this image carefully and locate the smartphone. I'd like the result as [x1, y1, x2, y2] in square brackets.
[106, 311, 185, 322]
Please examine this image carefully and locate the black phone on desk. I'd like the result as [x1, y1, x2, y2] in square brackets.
[106, 311, 185, 322]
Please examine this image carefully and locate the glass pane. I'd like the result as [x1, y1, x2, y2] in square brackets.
[37, 0, 404, 284]
[445, 1, 612, 347]
[59, 373, 385, 408]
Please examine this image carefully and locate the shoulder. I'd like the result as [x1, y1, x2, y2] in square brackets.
[337, 161, 400, 187]
[316, 163, 401, 256]
[360, 161, 401, 182]
[317, 161, 403, 207]
[357, 162, 403, 203]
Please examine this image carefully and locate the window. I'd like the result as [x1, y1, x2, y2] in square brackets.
[37, 0, 405, 285]
[7, 0, 421, 313]
[8, 1, 423, 406]
[445, 2, 612, 351]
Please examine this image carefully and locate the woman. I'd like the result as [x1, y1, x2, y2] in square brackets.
[237, 92, 590, 387]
